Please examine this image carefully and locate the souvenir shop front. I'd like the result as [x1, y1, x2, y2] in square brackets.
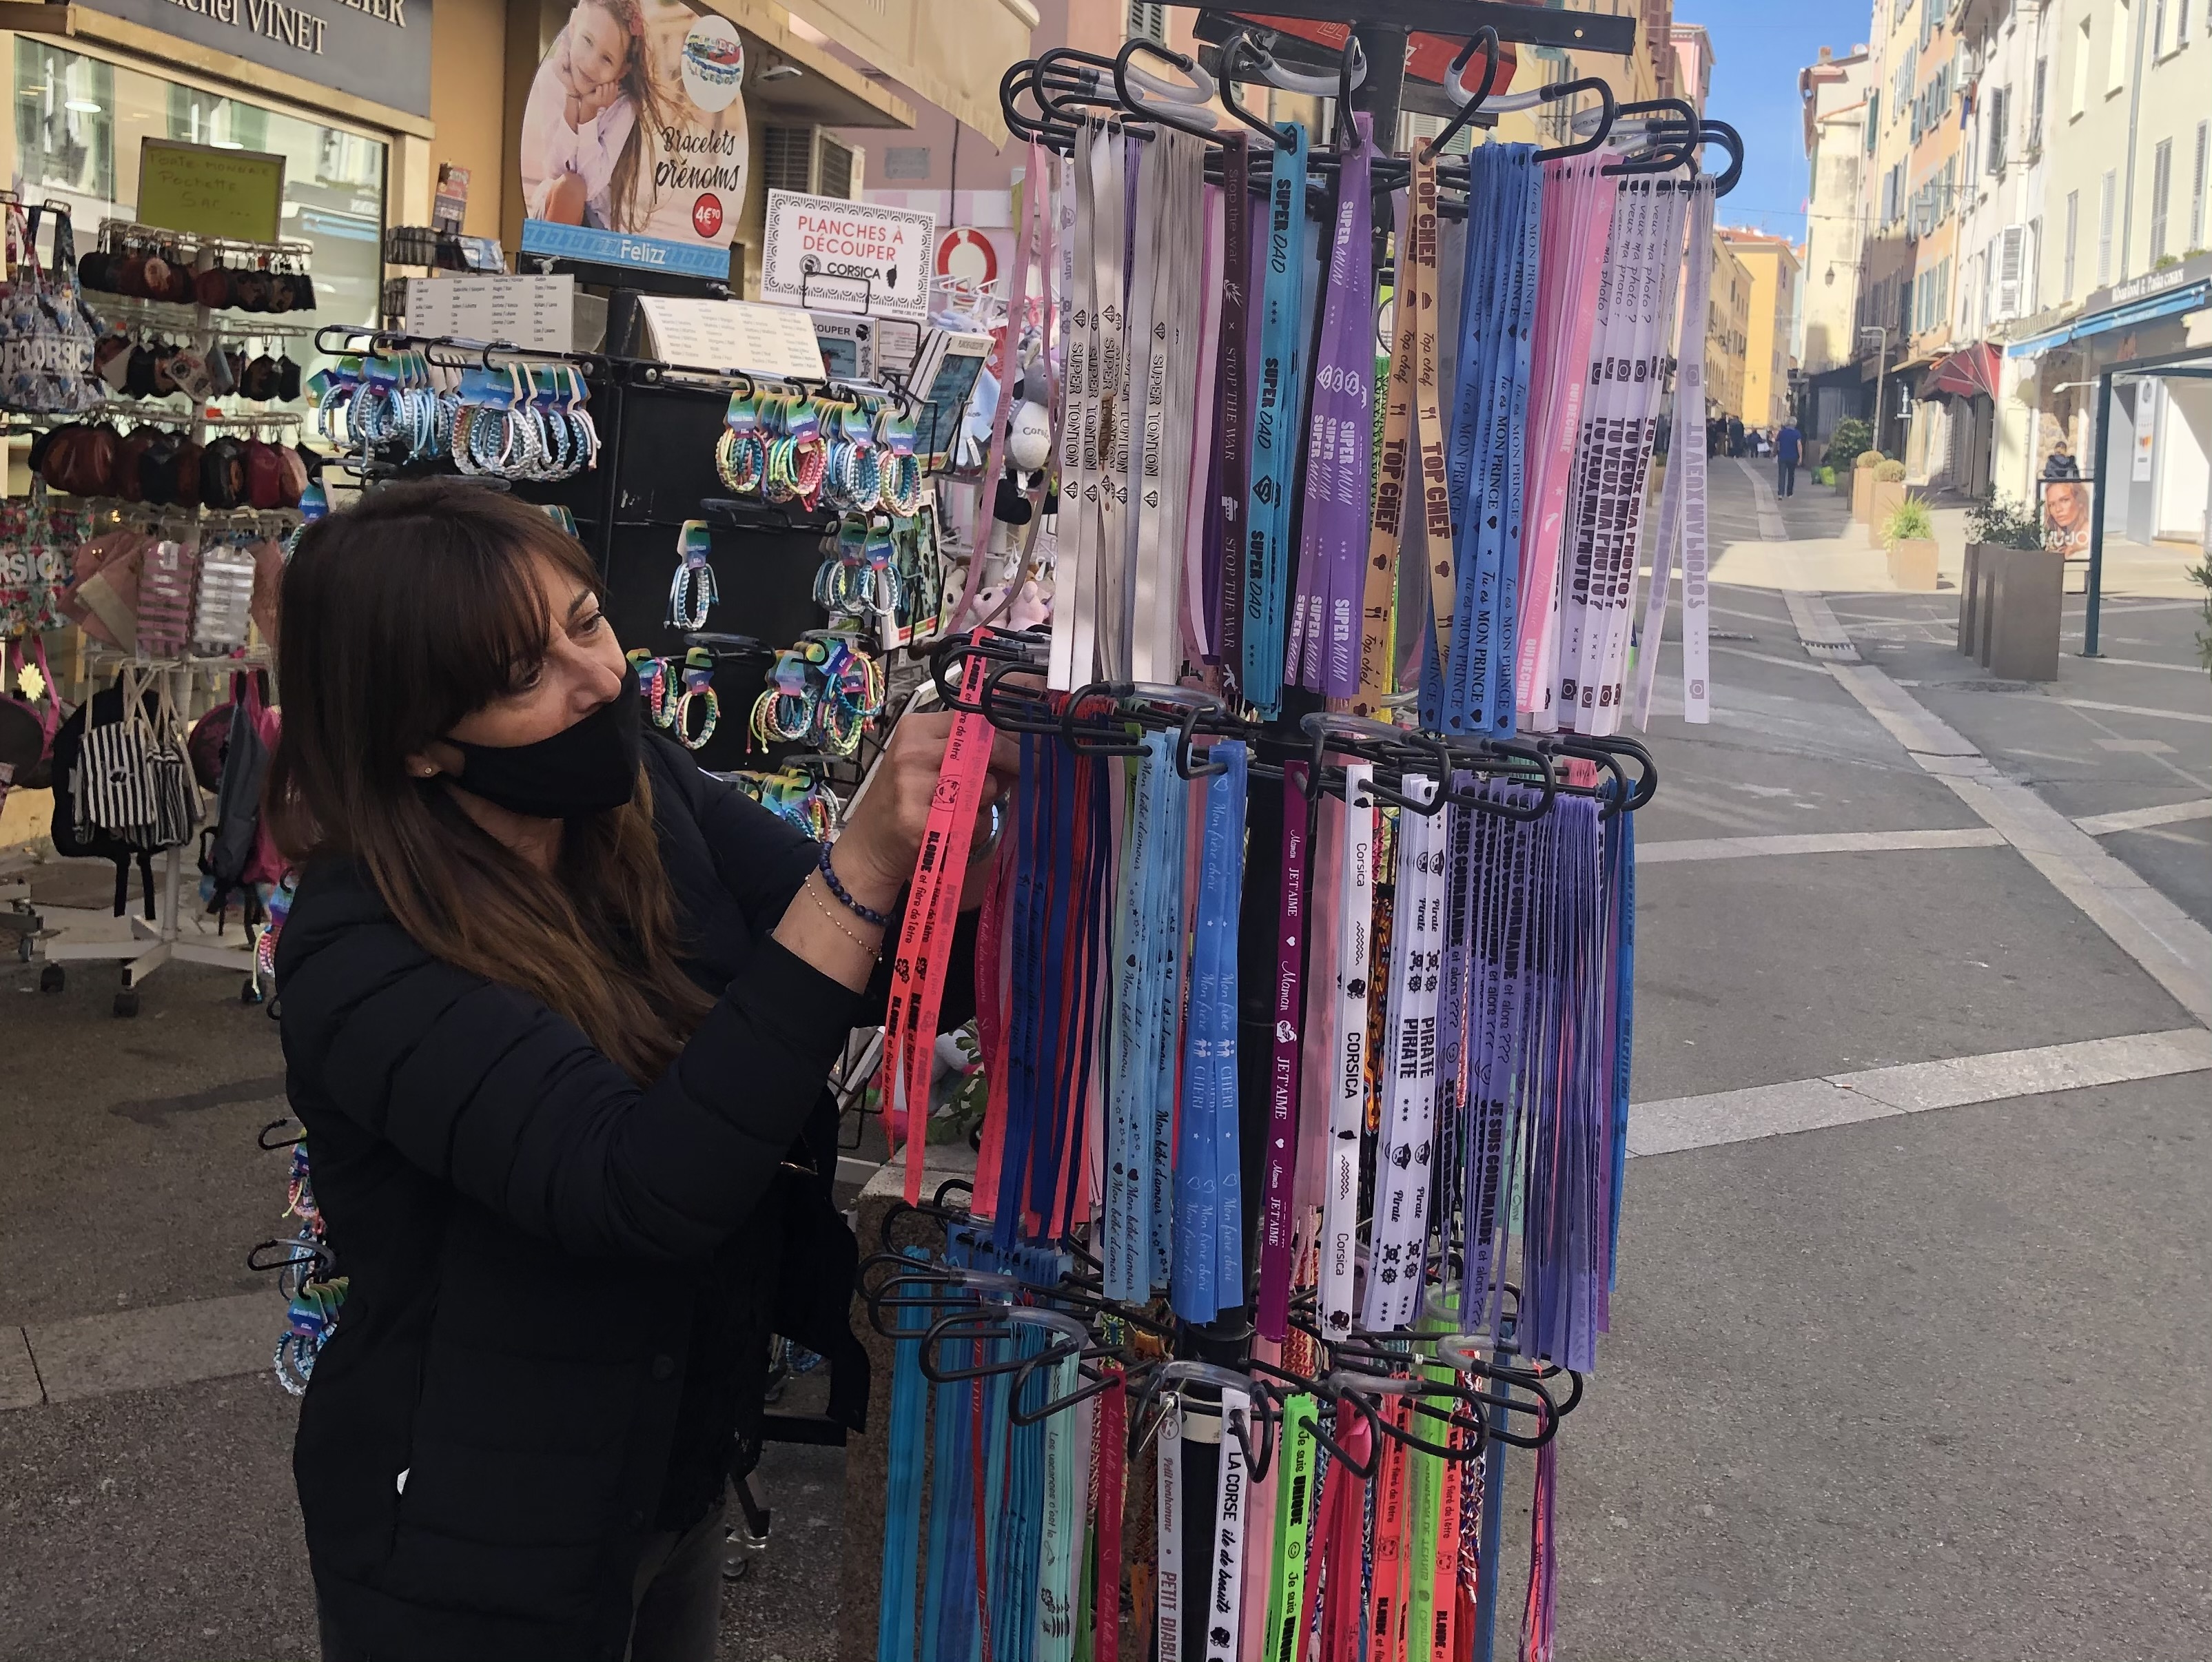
[3, 2, 1745, 1656]
[0, 0, 414, 857]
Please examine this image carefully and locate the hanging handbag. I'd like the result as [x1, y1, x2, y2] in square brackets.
[144, 673, 205, 849]
[0, 204, 97, 415]
[78, 664, 161, 846]
[58, 528, 144, 650]
[1, 633, 68, 792]
[136, 533, 198, 659]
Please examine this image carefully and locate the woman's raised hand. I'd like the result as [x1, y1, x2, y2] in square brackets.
[823, 715, 1022, 913]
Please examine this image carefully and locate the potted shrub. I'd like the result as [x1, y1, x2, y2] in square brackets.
[1868, 458, 1907, 537]
[1851, 448, 1883, 522]
[1883, 493, 1939, 590]
[1827, 416, 1873, 479]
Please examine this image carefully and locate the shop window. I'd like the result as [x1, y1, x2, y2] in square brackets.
[12, 40, 385, 370]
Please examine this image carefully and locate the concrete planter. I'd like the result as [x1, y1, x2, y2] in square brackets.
[1867, 480, 1905, 540]
[1959, 542, 2005, 650]
[1852, 467, 1874, 521]
[1887, 536, 1940, 591]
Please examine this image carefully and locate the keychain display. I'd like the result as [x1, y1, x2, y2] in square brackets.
[311, 347, 597, 482]
[79, 223, 316, 317]
[672, 647, 719, 750]
[747, 633, 885, 759]
[666, 519, 718, 630]
[715, 764, 843, 839]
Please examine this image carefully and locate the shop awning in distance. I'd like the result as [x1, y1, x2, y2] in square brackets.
[1921, 341, 2000, 401]
[2005, 278, 2212, 359]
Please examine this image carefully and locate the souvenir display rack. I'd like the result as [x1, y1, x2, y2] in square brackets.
[834, 9, 1743, 1658]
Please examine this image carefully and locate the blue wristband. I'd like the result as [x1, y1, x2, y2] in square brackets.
[817, 842, 894, 927]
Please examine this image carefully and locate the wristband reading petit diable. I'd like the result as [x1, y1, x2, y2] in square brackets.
[817, 841, 893, 927]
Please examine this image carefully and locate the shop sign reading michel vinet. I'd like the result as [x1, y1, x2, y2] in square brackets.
[80, 0, 435, 117]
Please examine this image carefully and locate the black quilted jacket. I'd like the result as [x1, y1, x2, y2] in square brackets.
[276, 732, 868, 1661]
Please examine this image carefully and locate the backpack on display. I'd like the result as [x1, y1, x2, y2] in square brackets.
[49, 673, 163, 918]
[200, 668, 282, 926]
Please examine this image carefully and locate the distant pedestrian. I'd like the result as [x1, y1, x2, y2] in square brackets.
[2041, 440, 2080, 480]
[1776, 420, 1802, 496]
[1727, 415, 1744, 458]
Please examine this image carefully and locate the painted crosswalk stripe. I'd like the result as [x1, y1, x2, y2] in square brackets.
[1630, 1027, 2212, 1158]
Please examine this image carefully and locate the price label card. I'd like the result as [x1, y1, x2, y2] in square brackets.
[636, 296, 827, 380]
[405, 276, 576, 353]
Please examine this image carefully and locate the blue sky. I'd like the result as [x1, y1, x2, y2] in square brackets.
[1688, 3, 1867, 243]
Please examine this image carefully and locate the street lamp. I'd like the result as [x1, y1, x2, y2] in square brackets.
[1858, 325, 1889, 456]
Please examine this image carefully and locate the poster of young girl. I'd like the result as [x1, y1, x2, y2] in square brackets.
[518, 0, 749, 278]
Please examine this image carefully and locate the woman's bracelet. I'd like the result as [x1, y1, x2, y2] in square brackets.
[804, 874, 880, 953]
[817, 842, 894, 928]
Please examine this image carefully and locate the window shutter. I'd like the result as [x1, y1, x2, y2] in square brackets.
[1994, 224, 2024, 320]
[817, 134, 854, 201]
[764, 126, 815, 195]
[1125, 1, 1167, 45]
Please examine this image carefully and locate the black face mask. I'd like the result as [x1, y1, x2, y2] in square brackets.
[444, 668, 644, 819]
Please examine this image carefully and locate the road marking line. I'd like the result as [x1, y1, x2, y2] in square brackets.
[1782, 590, 1862, 663]
[1629, 1027, 2212, 1158]
[2075, 799, 2212, 835]
[1710, 642, 1840, 675]
[2073, 655, 2206, 675]
[1638, 828, 2006, 864]
[1736, 456, 1790, 540]
[1, 1327, 41, 1410]
[18, 1291, 272, 1407]
[2048, 697, 2212, 726]
[1789, 591, 2212, 1025]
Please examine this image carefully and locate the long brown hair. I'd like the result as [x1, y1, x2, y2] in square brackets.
[586, 0, 669, 235]
[267, 480, 711, 1082]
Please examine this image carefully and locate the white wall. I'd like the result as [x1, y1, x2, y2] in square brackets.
[2157, 380, 2212, 546]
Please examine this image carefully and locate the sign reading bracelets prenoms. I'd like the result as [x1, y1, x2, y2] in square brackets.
[83, 0, 433, 115]
[518, 0, 750, 280]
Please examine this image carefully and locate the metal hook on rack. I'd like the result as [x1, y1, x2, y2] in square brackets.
[1136, 1360, 1280, 1482]
[1215, 32, 1288, 151]
[1422, 26, 1503, 161]
[1113, 38, 1221, 141]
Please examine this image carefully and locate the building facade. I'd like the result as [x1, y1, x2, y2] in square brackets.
[1708, 228, 1754, 424]
[1816, 0, 2210, 547]
[1800, 43, 1874, 387]
[1721, 227, 1804, 430]
[2016, 0, 2211, 546]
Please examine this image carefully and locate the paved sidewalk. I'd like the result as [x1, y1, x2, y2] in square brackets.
[1, 455, 2206, 1660]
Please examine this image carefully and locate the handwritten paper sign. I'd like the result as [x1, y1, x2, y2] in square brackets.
[137, 140, 286, 244]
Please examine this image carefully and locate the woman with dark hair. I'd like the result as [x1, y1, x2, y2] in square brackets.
[269, 479, 1012, 1662]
